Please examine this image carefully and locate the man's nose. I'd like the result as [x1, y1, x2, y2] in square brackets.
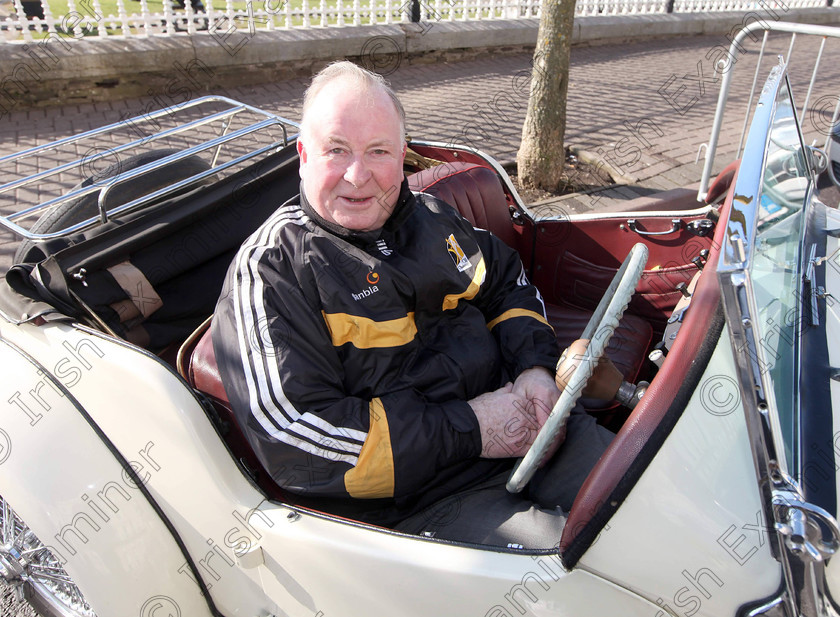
[344, 155, 372, 187]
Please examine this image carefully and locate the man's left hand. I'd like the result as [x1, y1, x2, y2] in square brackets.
[513, 367, 560, 422]
[512, 367, 565, 465]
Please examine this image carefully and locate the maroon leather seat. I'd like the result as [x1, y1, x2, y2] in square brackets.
[408, 162, 518, 248]
[187, 321, 227, 403]
[178, 321, 286, 501]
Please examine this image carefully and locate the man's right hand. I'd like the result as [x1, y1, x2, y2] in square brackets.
[469, 384, 541, 459]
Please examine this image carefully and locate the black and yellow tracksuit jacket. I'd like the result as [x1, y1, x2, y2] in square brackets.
[212, 180, 559, 526]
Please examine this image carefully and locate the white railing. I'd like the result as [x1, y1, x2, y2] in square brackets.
[672, 0, 824, 11]
[575, 0, 667, 15]
[0, 0, 829, 42]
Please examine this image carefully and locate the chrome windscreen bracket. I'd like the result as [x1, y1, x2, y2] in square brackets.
[805, 244, 820, 327]
[772, 488, 840, 617]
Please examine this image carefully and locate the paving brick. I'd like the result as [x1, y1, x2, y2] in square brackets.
[92, 101, 114, 113]
[643, 173, 683, 191]
[611, 185, 645, 200]
[1, 27, 839, 230]
[635, 159, 674, 180]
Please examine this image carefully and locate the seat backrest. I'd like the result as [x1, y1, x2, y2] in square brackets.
[407, 162, 517, 248]
[179, 321, 288, 500]
[188, 323, 228, 403]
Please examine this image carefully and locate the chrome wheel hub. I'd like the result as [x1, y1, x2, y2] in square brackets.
[0, 496, 96, 617]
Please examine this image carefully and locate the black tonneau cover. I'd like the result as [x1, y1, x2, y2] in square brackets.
[4, 145, 300, 351]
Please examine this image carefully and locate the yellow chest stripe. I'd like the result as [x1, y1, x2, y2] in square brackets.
[322, 311, 417, 349]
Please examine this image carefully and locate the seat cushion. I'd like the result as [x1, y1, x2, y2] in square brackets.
[545, 303, 652, 387]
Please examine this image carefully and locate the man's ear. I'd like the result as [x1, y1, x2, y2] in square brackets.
[297, 138, 307, 163]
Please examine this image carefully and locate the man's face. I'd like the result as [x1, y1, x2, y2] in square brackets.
[298, 80, 406, 232]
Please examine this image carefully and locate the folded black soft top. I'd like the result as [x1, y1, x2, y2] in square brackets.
[3, 144, 301, 351]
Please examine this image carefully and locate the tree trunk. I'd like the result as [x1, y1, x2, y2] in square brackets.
[516, 0, 576, 191]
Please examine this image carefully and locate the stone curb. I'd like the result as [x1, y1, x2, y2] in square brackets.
[0, 7, 837, 110]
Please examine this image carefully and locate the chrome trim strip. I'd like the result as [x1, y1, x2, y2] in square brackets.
[406, 139, 534, 223]
[745, 594, 791, 617]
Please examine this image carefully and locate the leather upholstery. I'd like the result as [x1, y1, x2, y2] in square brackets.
[190, 327, 228, 402]
[407, 162, 517, 247]
[184, 322, 286, 501]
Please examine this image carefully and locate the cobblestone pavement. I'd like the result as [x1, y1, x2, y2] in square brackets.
[1, 28, 839, 270]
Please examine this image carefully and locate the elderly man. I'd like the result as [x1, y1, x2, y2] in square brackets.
[212, 61, 612, 547]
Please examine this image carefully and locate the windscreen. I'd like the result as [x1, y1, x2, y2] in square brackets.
[750, 77, 811, 473]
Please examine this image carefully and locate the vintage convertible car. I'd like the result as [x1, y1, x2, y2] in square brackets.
[0, 20, 838, 617]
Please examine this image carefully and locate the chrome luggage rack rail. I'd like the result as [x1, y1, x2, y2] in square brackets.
[699, 21, 840, 201]
[0, 95, 300, 241]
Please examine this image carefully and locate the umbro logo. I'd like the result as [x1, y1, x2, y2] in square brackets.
[376, 239, 393, 256]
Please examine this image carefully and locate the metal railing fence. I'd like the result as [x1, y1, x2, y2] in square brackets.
[0, 0, 828, 42]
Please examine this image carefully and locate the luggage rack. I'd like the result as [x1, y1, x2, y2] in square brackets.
[698, 21, 840, 201]
[0, 96, 300, 241]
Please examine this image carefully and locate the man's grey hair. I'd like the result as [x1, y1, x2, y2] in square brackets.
[299, 61, 406, 142]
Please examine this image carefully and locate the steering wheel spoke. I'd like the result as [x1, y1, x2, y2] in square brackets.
[506, 243, 649, 494]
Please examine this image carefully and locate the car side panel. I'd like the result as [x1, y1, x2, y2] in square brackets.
[0, 331, 213, 617]
[231, 499, 672, 617]
[0, 319, 689, 617]
[0, 317, 783, 616]
[577, 329, 782, 616]
[0, 320, 281, 617]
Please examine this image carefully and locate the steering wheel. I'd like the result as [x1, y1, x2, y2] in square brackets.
[506, 243, 649, 494]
